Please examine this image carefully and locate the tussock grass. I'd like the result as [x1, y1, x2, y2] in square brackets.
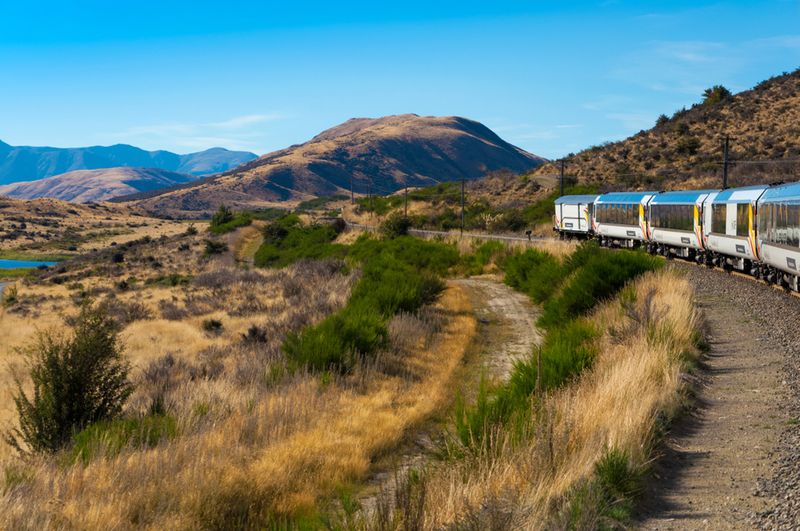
[362, 268, 700, 529]
[0, 222, 479, 528]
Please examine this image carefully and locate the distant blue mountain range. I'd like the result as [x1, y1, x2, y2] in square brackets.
[0, 140, 258, 185]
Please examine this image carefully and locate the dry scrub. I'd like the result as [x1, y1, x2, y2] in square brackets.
[0, 228, 476, 528]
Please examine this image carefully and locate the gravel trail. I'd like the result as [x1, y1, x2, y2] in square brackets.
[453, 275, 541, 382]
[640, 263, 800, 529]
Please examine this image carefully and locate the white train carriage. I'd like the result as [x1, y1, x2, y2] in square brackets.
[553, 194, 599, 238]
[648, 190, 718, 260]
[703, 185, 769, 272]
[593, 192, 657, 248]
[756, 182, 800, 290]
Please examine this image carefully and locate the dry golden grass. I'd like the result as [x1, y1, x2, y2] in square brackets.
[0, 237, 477, 530]
[0, 197, 196, 256]
[374, 269, 700, 528]
[231, 224, 265, 263]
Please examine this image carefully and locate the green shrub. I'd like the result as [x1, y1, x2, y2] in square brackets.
[210, 204, 234, 227]
[702, 85, 732, 106]
[380, 213, 412, 239]
[208, 213, 252, 235]
[204, 239, 228, 256]
[284, 307, 388, 371]
[254, 222, 345, 268]
[558, 448, 642, 528]
[539, 249, 661, 328]
[68, 414, 177, 465]
[282, 236, 456, 373]
[503, 248, 564, 303]
[6, 304, 132, 453]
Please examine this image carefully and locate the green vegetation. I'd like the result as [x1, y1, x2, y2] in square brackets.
[253, 214, 459, 372]
[283, 235, 458, 372]
[203, 239, 228, 256]
[254, 215, 347, 267]
[379, 212, 412, 238]
[296, 194, 348, 212]
[68, 414, 177, 465]
[560, 448, 643, 527]
[6, 304, 132, 454]
[358, 181, 599, 233]
[454, 242, 661, 447]
[0, 268, 36, 280]
[702, 84, 733, 106]
[208, 204, 253, 234]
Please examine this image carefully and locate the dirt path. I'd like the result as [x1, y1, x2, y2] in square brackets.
[360, 277, 540, 510]
[639, 265, 786, 529]
[453, 275, 541, 382]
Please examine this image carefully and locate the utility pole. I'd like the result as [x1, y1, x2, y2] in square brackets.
[460, 178, 465, 236]
[404, 186, 408, 217]
[560, 159, 565, 196]
[350, 175, 354, 204]
[722, 136, 730, 190]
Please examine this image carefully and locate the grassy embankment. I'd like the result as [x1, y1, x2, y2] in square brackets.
[348, 241, 704, 529]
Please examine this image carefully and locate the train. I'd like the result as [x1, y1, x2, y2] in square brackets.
[554, 182, 800, 291]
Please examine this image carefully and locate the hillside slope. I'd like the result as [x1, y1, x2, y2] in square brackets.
[534, 69, 800, 190]
[129, 114, 546, 217]
[0, 167, 197, 203]
[0, 141, 257, 185]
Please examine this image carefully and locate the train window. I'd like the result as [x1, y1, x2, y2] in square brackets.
[711, 204, 726, 234]
[736, 204, 749, 237]
[760, 202, 800, 248]
[651, 204, 693, 231]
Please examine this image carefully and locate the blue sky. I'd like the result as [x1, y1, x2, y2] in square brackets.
[0, 1, 798, 159]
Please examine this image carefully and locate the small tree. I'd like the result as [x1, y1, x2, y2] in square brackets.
[210, 204, 234, 228]
[7, 304, 132, 453]
[655, 114, 669, 127]
[702, 85, 732, 106]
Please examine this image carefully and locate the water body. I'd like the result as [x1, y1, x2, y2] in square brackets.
[0, 259, 58, 269]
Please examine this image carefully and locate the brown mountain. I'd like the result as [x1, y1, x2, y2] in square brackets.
[126, 114, 546, 217]
[0, 167, 197, 203]
[533, 68, 800, 190]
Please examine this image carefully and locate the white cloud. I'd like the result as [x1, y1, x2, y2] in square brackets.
[112, 113, 286, 152]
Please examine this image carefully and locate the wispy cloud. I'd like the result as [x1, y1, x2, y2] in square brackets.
[112, 113, 285, 152]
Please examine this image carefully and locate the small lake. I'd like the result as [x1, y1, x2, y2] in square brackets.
[0, 259, 59, 269]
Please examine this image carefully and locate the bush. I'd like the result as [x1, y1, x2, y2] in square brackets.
[185, 223, 198, 236]
[702, 85, 732, 106]
[282, 236, 456, 372]
[254, 217, 345, 268]
[210, 204, 234, 227]
[204, 239, 228, 256]
[6, 304, 132, 453]
[539, 248, 661, 328]
[503, 248, 563, 303]
[380, 213, 412, 239]
[655, 114, 669, 127]
[202, 319, 223, 334]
